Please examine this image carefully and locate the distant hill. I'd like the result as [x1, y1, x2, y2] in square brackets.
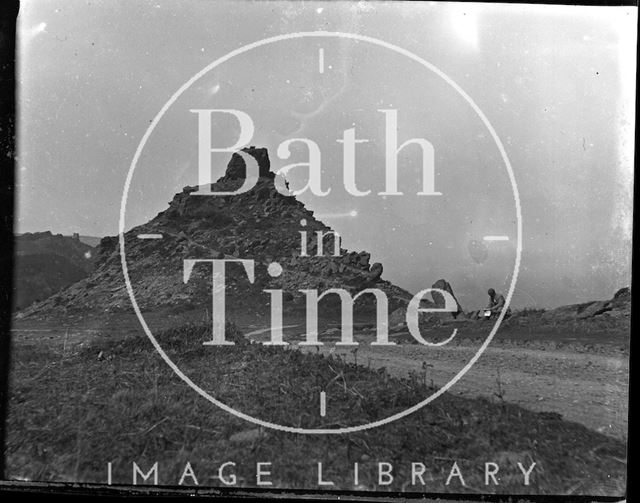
[13, 231, 98, 311]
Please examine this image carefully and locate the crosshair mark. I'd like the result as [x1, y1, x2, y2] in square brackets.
[483, 235, 510, 242]
[320, 391, 326, 417]
[318, 47, 324, 74]
[137, 233, 163, 239]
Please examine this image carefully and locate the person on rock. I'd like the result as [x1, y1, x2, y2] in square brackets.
[486, 288, 511, 319]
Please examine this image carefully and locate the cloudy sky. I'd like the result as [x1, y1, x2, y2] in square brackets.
[16, 1, 636, 308]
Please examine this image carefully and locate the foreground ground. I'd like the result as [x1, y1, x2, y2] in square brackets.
[287, 330, 629, 440]
[5, 316, 628, 496]
[13, 307, 629, 439]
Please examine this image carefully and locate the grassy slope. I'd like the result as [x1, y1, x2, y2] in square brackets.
[6, 324, 626, 496]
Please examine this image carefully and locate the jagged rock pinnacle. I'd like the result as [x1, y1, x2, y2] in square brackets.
[225, 146, 274, 180]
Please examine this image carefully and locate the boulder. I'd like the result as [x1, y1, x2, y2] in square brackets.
[431, 279, 463, 319]
[613, 287, 631, 301]
[368, 262, 383, 282]
[610, 287, 631, 316]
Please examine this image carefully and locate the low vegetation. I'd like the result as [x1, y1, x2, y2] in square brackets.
[6, 323, 627, 496]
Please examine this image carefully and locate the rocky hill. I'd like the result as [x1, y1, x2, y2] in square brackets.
[16, 149, 630, 332]
[19, 148, 428, 320]
[539, 287, 631, 321]
[13, 232, 97, 311]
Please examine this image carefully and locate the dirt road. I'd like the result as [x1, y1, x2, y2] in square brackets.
[245, 325, 629, 440]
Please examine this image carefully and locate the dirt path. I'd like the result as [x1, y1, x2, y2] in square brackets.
[319, 343, 626, 439]
[245, 327, 628, 440]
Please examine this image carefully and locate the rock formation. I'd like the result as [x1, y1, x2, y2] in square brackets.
[541, 287, 631, 322]
[431, 279, 463, 319]
[20, 148, 418, 319]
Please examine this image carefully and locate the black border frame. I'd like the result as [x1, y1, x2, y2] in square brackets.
[0, 0, 635, 501]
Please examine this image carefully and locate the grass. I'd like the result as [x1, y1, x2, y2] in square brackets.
[6, 323, 627, 495]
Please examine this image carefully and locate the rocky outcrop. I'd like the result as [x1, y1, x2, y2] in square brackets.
[541, 287, 631, 322]
[431, 279, 463, 319]
[20, 147, 417, 318]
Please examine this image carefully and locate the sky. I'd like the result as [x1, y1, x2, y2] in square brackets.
[16, 1, 636, 309]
